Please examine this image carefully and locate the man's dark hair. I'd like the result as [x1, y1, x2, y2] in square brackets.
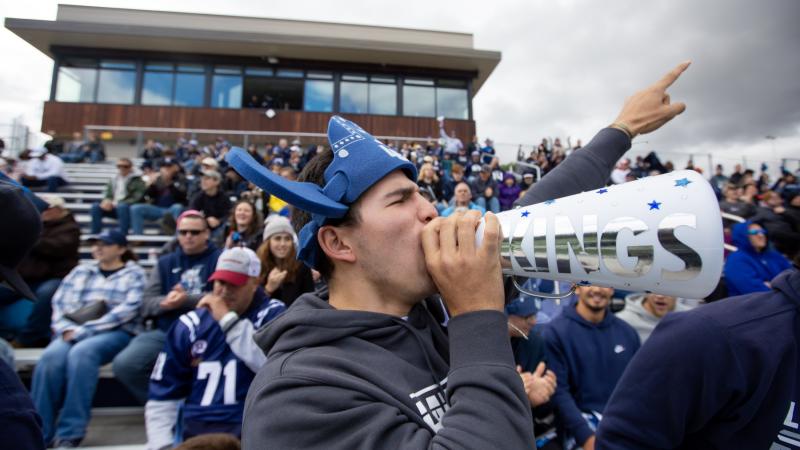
[291, 148, 359, 280]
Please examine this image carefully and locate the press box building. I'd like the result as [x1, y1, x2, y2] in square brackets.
[6, 4, 501, 147]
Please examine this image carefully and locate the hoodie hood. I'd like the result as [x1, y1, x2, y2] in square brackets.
[622, 293, 691, 318]
[255, 293, 400, 355]
[253, 293, 447, 367]
[731, 221, 763, 254]
[618, 293, 691, 340]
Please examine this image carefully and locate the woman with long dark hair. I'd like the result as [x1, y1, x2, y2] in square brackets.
[256, 215, 315, 307]
[215, 199, 263, 251]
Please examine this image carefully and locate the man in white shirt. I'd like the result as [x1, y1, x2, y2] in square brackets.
[438, 117, 464, 156]
[609, 158, 631, 185]
[21, 148, 69, 192]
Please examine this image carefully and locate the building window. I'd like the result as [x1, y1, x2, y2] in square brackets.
[340, 74, 397, 115]
[96, 60, 136, 104]
[241, 67, 307, 110]
[369, 75, 397, 116]
[245, 66, 273, 77]
[340, 81, 368, 114]
[55, 64, 97, 102]
[174, 71, 205, 107]
[277, 68, 304, 78]
[142, 64, 172, 105]
[436, 87, 469, 119]
[403, 78, 435, 117]
[304, 79, 334, 112]
[143, 62, 206, 107]
[212, 66, 243, 109]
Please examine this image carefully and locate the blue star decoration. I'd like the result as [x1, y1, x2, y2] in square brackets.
[674, 178, 692, 188]
[521, 210, 530, 218]
[648, 200, 662, 210]
[596, 188, 608, 194]
[544, 199, 555, 205]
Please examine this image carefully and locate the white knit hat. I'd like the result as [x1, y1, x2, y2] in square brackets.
[262, 215, 297, 243]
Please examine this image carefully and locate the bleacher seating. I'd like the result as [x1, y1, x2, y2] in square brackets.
[18, 160, 172, 447]
[30, 161, 176, 268]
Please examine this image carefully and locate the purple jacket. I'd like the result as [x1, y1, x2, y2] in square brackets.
[498, 173, 522, 211]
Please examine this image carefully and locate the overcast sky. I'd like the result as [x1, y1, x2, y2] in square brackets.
[2, 0, 798, 176]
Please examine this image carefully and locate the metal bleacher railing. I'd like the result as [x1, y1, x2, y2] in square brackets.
[58, 161, 173, 269]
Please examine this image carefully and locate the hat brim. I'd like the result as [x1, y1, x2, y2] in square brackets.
[0, 265, 36, 300]
[226, 148, 348, 218]
[208, 270, 249, 286]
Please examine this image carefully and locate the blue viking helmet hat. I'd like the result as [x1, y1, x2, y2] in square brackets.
[225, 115, 417, 268]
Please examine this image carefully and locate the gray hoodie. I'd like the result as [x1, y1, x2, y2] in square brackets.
[616, 293, 691, 343]
[242, 294, 534, 449]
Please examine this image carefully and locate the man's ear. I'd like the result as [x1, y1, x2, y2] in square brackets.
[318, 225, 356, 264]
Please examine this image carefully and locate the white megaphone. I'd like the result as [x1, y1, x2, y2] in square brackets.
[476, 170, 724, 299]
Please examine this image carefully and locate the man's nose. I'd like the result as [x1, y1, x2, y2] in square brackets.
[419, 195, 438, 223]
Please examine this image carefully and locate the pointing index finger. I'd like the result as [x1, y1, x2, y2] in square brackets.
[655, 61, 691, 91]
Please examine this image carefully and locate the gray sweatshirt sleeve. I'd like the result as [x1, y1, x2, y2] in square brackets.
[241, 311, 534, 449]
[517, 128, 631, 206]
[139, 266, 166, 317]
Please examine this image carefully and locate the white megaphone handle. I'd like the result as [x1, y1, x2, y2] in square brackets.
[475, 217, 577, 300]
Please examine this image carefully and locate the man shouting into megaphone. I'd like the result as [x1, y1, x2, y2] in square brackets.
[231, 62, 691, 449]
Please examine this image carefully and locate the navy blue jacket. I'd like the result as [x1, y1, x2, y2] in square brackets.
[155, 244, 221, 331]
[724, 221, 791, 296]
[597, 267, 800, 449]
[542, 304, 640, 445]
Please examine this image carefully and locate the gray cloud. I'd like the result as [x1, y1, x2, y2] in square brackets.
[1, 0, 797, 171]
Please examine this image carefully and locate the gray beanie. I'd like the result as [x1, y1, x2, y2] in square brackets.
[262, 215, 297, 242]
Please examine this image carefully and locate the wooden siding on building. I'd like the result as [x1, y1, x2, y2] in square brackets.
[42, 102, 476, 144]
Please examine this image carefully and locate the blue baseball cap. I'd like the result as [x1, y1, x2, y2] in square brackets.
[226, 116, 417, 268]
[505, 297, 539, 318]
[89, 229, 128, 247]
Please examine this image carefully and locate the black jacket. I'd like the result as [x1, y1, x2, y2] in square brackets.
[188, 190, 232, 227]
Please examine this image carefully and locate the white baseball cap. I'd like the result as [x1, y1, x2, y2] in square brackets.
[201, 157, 219, 168]
[208, 247, 261, 286]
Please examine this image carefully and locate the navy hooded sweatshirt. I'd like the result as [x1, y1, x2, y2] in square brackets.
[541, 304, 640, 445]
[242, 294, 535, 449]
[597, 267, 800, 449]
[723, 221, 791, 296]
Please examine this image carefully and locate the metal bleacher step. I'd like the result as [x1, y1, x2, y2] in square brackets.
[15, 348, 116, 378]
[80, 258, 156, 268]
[61, 184, 106, 193]
[58, 192, 105, 201]
[73, 214, 165, 233]
[80, 234, 173, 243]
[66, 178, 113, 184]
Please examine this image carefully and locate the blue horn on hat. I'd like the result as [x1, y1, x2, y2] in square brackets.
[226, 115, 417, 268]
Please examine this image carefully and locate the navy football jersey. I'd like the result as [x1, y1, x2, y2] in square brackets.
[149, 293, 285, 426]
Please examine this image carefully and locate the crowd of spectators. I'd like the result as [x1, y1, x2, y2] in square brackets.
[0, 124, 798, 448]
